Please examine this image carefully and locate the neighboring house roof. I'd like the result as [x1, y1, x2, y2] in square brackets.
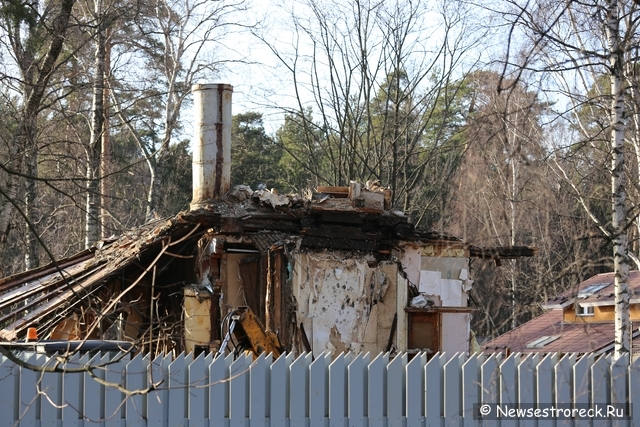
[542, 270, 640, 309]
[483, 270, 640, 355]
[482, 309, 639, 354]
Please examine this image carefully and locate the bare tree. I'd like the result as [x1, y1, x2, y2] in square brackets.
[497, 0, 639, 358]
[255, 0, 485, 222]
[111, 0, 249, 221]
[0, 0, 78, 270]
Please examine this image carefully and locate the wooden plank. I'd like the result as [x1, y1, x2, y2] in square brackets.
[125, 353, 146, 426]
[518, 353, 540, 427]
[329, 353, 349, 427]
[301, 235, 380, 252]
[555, 353, 575, 406]
[19, 353, 38, 427]
[499, 352, 519, 427]
[229, 354, 251, 427]
[63, 354, 83, 427]
[148, 353, 171, 427]
[270, 353, 293, 427]
[572, 354, 593, 427]
[387, 353, 407, 427]
[368, 352, 388, 427]
[629, 356, 640, 427]
[462, 353, 483, 427]
[536, 353, 557, 427]
[40, 356, 62, 427]
[310, 352, 331, 427]
[290, 353, 311, 427]
[168, 353, 187, 427]
[406, 352, 426, 427]
[347, 353, 368, 427]
[426, 352, 446, 427]
[209, 354, 233, 426]
[481, 353, 501, 405]
[396, 274, 408, 352]
[611, 354, 629, 427]
[0, 358, 18, 427]
[81, 353, 103, 424]
[249, 353, 271, 427]
[188, 353, 207, 426]
[445, 353, 466, 427]
[591, 355, 611, 427]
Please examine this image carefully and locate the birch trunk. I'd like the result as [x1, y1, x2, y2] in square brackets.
[86, 1, 106, 248]
[100, 31, 111, 239]
[606, 0, 631, 359]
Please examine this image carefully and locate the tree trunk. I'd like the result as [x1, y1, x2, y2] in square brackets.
[24, 127, 38, 269]
[101, 31, 111, 239]
[606, 0, 631, 360]
[86, 16, 106, 248]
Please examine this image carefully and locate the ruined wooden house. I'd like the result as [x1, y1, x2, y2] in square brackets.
[0, 84, 535, 358]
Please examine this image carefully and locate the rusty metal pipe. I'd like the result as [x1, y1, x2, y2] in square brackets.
[190, 83, 233, 209]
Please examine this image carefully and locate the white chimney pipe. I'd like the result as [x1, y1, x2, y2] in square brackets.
[191, 83, 233, 209]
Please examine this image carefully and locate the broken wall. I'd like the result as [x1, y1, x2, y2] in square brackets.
[397, 242, 473, 353]
[292, 250, 397, 357]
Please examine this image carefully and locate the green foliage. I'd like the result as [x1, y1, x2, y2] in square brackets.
[157, 139, 192, 215]
[274, 110, 325, 193]
[231, 112, 283, 191]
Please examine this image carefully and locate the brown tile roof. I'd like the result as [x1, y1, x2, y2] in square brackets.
[543, 270, 640, 308]
[481, 309, 637, 354]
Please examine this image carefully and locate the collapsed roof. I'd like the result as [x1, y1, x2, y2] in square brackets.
[0, 184, 535, 347]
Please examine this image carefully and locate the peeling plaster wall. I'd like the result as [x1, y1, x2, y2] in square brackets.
[419, 256, 470, 306]
[397, 243, 473, 353]
[292, 251, 397, 357]
[441, 312, 471, 352]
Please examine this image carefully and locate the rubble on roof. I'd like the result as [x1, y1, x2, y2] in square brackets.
[0, 183, 537, 357]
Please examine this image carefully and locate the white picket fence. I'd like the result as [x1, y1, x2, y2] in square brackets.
[1, 351, 639, 426]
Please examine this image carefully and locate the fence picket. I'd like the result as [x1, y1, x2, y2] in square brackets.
[462, 353, 483, 427]
[310, 352, 331, 427]
[555, 353, 575, 406]
[536, 353, 557, 427]
[168, 353, 187, 427]
[229, 354, 251, 427]
[0, 350, 639, 427]
[387, 353, 407, 427]
[126, 353, 147, 426]
[407, 352, 426, 427]
[270, 353, 291, 427]
[148, 353, 171, 427]
[444, 353, 466, 427]
[62, 354, 84, 427]
[290, 352, 312, 427]
[329, 353, 349, 427]
[610, 354, 629, 427]
[517, 353, 539, 427]
[188, 353, 207, 427]
[573, 354, 594, 427]
[629, 356, 640, 427]
[209, 354, 233, 426]
[81, 353, 102, 424]
[499, 352, 519, 427]
[426, 352, 446, 427]
[367, 352, 388, 427]
[347, 353, 369, 427]
[592, 355, 612, 427]
[18, 353, 38, 427]
[249, 353, 271, 427]
[0, 358, 17, 427]
[40, 355, 63, 427]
